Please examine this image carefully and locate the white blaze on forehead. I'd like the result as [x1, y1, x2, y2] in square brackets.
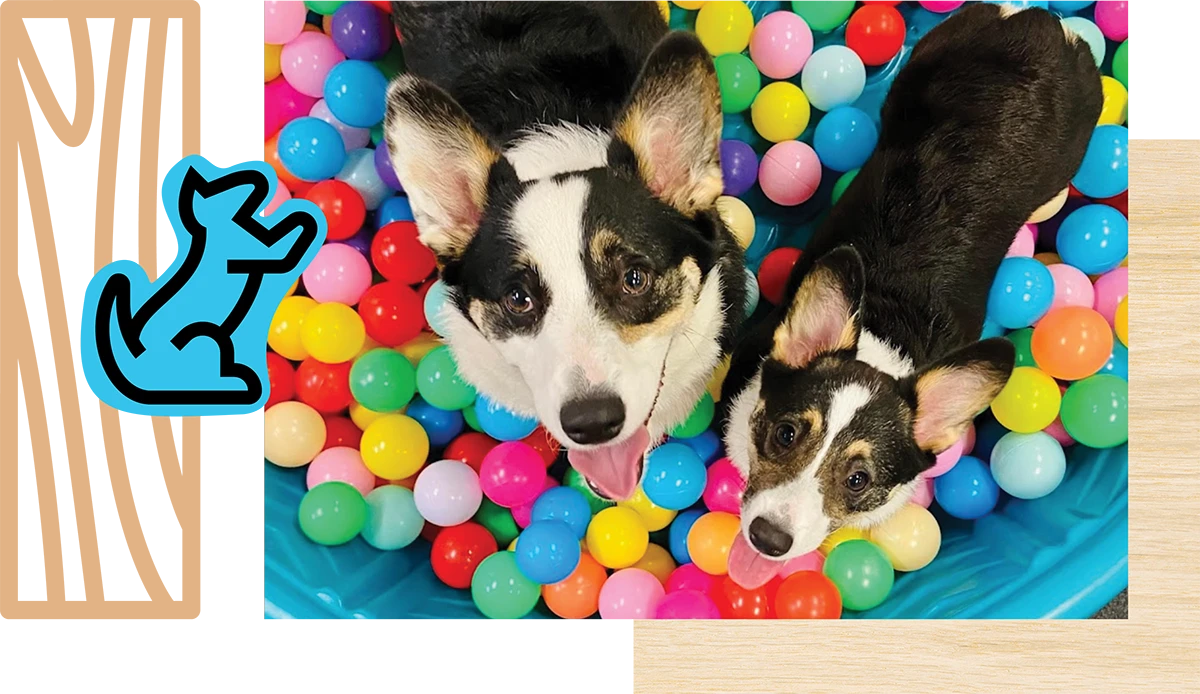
[504, 122, 612, 182]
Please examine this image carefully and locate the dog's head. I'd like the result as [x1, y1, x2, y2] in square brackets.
[383, 33, 728, 501]
[724, 247, 1013, 585]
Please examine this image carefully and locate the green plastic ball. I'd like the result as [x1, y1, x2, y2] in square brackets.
[361, 485, 423, 550]
[462, 402, 483, 432]
[350, 348, 416, 413]
[474, 497, 521, 547]
[831, 168, 859, 205]
[670, 392, 715, 438]
[304, 1, 344, 15]
[374, 41, 406, 82]
[790, 1, 855, 33]
[564, 468, 616, 515]
[370, 124, 384, 146]
[714, 53, 762, 114]
[822, 539, 895, 611]
[471, 551, 541, 619]
[1006, 328, 1038, 369]
[1112, 40, 1128, 89]
[416, 345, 478, 411]
[298, 481, 367, 546]
[1059, 374, 1128, 448]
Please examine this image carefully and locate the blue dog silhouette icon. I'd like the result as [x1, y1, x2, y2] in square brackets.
[81, 155, 326, 416]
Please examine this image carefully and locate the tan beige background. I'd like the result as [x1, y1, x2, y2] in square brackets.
[4, 0, 1195, 686]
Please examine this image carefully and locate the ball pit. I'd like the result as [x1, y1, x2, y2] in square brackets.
[265, 1, 1128, 620]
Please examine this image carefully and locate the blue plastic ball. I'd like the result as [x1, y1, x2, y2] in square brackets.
[1048, 1, 1094, 12]
[813, 106, 877, 173]
[376, 195, 414, 227]
[987, 257, 1056, 329]
[423, 279, 453, 337]
[800, 45, 866, 112]
[972, 411, 1010, 461]
[643, 443, 706, 511]
[277, 116, 346, 182]
[324, 60, 388, 128]
[405, 396, 464, 447]
[530, 486, 592, 540]
[514, 520, 580, 585]
[668, 509, 705, 565]
[1072, 125, 1128, 199]
[336, 147, 391, 210]
[1061, 16, 1105, 66]
[1098, 340, 1128, 381]
[980, 317, 1006, 339]
[1055, 204, 1128, 274]
[989, 431, 1066, 500]
[670, 429, 723, 466]
[933, 455, 1000, 520]
[474, 394, 539, 441]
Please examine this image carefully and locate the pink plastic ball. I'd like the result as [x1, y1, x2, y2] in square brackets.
[963, 422, 976, 455]
[413, 459, 484, 526]
[666, 563, 720, 595]
[918, 1, 965, 12]
[265, 77, 317, 139]
[265, 0, 307, 45]
[263, 180, 291, 216]
[1093, 1, 1128, 42]
[654, 589, 720, 619]
[759, 140, 821, 206]
[749, 11, 814, 80]
[302, 243, 373, 305]
[1047, 263, 1096, 314]
[910, 475, 935, 508]
[924, 435, 964, 478]
[511, 477, 558, 528]
[702, 458, 745, 514]
[778, 550, 824, 578]
[307, 446, 375, 496]
[599, 568, 666, 619]
[1044, 384, 1076, 446]
[1026, 222, 1040, 244]
[1092, 266, 1128, 328]
[281, 31, 345, 98]
[479, 441, 547, 508]
[310, 99, 371, 151]
[1005, 224, 1035, 258]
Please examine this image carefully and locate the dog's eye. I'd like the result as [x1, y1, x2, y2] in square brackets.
[503, 285, 534, 315]
[846, 470, 871, 493]
[772, 422, 797, 449]
[622, 266, 652, 295]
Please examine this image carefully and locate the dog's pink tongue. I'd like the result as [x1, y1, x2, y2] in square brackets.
[567, 426, 650, 502]
[727, 533, 785, 590]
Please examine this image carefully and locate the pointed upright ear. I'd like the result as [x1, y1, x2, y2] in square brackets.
[771, 247, 865, 369]
[614, 32, 723, 216]
[911, 338, 1016, 454]
[384, 75, 501, 260]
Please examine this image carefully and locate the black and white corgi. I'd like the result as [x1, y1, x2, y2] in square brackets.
[720, 3, 1103, 587]
[384, 2, 745, 500]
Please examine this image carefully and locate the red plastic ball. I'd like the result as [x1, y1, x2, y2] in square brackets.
[304, 180, 366, 242]
[1097, 190, 1127, 217]
[714, 575, 779, 619]
[357, 280, 424, 347]
[294, 357, 354, 414]
[1068, 183, 1084, 198]
[372, 221, 436, 284]
[431, 522, 499, 589]
[421, 522, 443, 542]
[322, 414, 362, 450]
[369, 0, 392, 13]
[521, 426, 561, 468]
[845, 5, 905, 66]
[266, 352, 295, 409]
[444, 432, 500, 473]
[757, 247, 802, 306]
[774, 570, 843, 619]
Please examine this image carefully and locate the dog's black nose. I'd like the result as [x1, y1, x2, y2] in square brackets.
[749, 517, 793, 557]
[560, 394, 625, 445]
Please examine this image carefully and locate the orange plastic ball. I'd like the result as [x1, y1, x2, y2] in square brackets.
[686, 511, 740, 576]
[632, 543, 677, 585]
[1030, 307, 1114, 381]
[542, 552, 607, 619]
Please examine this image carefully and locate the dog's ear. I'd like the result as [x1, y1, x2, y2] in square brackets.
[910, 338, 1015, 454]
[384, 75, 501, 260]
[614, 32, 723, 216]
[771, 247, 865, 369]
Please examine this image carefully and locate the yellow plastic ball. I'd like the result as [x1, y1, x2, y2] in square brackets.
[360, 414, 430, 480]
[268, 296, 316, 360]
[633, 543, 677, 586]
[300, 301, 366, 364]
[991, 366, 1061, 433]
[657, 0, 670, 22]
[1033, 252, 1062, 267]
[619, 486, 678, 532]
[508, 538, 518, 552]
[868, 504, 941, 572]
[265, 43, 281, 82]
[686, 511, 739, 575]
[707, 355, 732, 402]
[1027, 187, 1068, 224]
[673, 0, 707, 8]
[586, 507, 650, 569]
[818, 525, 868, 556]
[264, 401, 326, 468]
[751, 81, 810, 143]
[1098, 76, 1128, 126]
[1115, 295, 1128, 346]
[695, 1, 754, 55]
[397, 331, 443, 366]
[716, 195, 755, 250]
[350, 401, 390, 431]
[354, 335, 383, 361]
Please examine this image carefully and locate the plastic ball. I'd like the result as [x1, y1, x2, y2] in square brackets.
[302, 243, 371, 305]
[702, 458, 745, 514]
[759, 140, 821, 206]
[822, 539, 893, 611]
[299, 301, 364, 364]
[1006, 225, 1035, 258]
[335, 147, 390, 210]
[801, 45, 866, 112]
[306, 1, 346, 14]
[666, 563, 720, 596]
[867, 504, 941, 572]
[668, 509, 704, 564]
[474, 394, 539, 441]
[357, 281, 423, 348]
[373, 220, 436, 284]
[720, 139, 758, 196]
[713, 575, 776, 619]
[376, 195, 413, 227]
[1099, 340, 1128, 381]
[360, 485, 423, 550]
[992, 366, 1061, 433]
[750, 11, 813, 80]
[1092, 266, 1127, 328]
[743, 267, 760, 318]
[923, 435, 964, 478]
[758, 247, 803, 306]
[511, 477, 557, 529]
[655, 589, 720, 619]
[479, 441, 547, 508]
[307, 446, 374, 496]
[1114, 295, 1127, 346]
[1029, 187, 1069, 225]
[910, 475, 935, 508]
[309, 98, 370, 150]
[1112, 40, 1128, 88]
[587, 507, 650, 569]
[412, 460, 483, 526]
[634, 543, 677, 586]
[473, 497, 520, 547]
[619, 487, 678, 532]
[360, 413, 429, 480]
[1046, 262, 1095, 314]
[1030, 307, 1114, 381]
[1055, 204, 1128, 275]
[280, 31, 344, 98]
[919, 1, 966, 11]
[933, 455, 1000, 520]
[472, 548, 540, 619]
[563, 468, 617, 516]
[277, 116, 346, 182]
[515, 520, 581, 585]
[530, 486, 593, 541]
[790, 1, 855, 32]
[265, 352, 295, 409]
[671, 393, 715, 439]
[817, 526, 868, 556]
[323, 60, 387, 128]
[695, 1, 754, 55]
[716, 195, 755, 250]
[831, 168, 859, 206]
[265, 1, 307, 44]
[713, 53, 760, 115]
[330, 1, 391, 60]
[435, 521, 499, 590]
[813, 106, 877, 172]
[686, 511, 739, 576]
[298, 481, 366, 546]
[1007, 327, 1037, 369]
[1072, 125, 1128, 199]
[599, 568, 665, 619]
[751, 82, 811, 143]
[675, 428, 723, 466]
[989, 431, 1067, 500]
[303, 180, 365, 241]
[543, 552, 607, 619]
[265, 401, 327, 468]
[265, 77, 317, 139]
[521, 426, 561, 467]
[775, 570, 842, 619]
[1049, 0, 1095, 11]
[322, 414, 362, 450]
[348, 348, 414, 413]
[416, 345, 477, 410]
[845, 4, 904, 66]
[1098, 76, 1128, 127]
[987, 257, 1055, 329]
[1059, 374, 1128, 448]
[407, 397, 464, 448]
[1062, 16, 1104, 65]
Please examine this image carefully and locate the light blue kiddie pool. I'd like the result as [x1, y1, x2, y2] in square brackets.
[266, 1, 1128, 619]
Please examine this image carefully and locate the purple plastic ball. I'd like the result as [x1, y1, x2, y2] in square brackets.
[344, 226, 374, 257]
[330, 2, 392, 61]
[374, 140, 404, 192]
[720, 139, 758, 197]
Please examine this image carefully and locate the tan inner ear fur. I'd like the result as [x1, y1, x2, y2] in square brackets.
[770, 267, 858, 368]
[913, 365, 1003, 453]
